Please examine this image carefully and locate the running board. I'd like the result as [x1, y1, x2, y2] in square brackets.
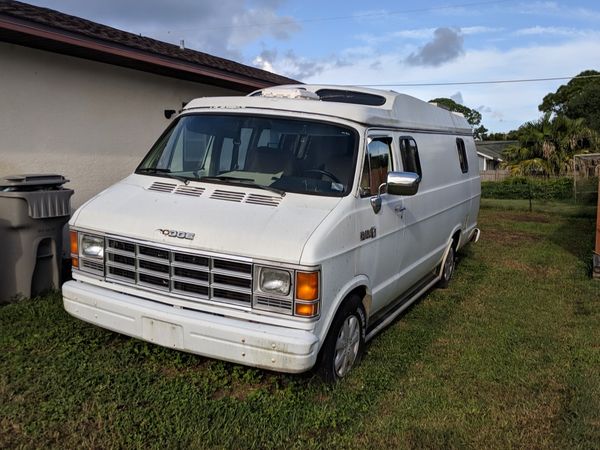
[365, 272, 440, 342]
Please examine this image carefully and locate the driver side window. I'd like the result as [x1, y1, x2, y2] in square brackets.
[360, 137, 393, 197]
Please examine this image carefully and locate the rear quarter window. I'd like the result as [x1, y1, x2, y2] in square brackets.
[456, 138, 469, 173]
[399, 137, 422, 177]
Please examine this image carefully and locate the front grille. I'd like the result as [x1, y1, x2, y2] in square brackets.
[108, 266, 135, 280]
[105, 238, 253, 307]
[81, 258, 104, 273]
[254, 296, 293, 315]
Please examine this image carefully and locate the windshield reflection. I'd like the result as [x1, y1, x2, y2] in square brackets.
[136, 114, 358, 197]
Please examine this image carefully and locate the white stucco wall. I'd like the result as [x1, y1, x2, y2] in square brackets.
[0, 42, 242, 208]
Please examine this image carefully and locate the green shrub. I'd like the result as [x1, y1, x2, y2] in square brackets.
[481, 177, 573, 200]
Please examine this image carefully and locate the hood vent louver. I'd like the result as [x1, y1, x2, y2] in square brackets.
[174, 185, 205, 197]
[147, 183, 282, 206]
[148, 181, 177, 193]
[210, 189, 246, 203]
[245, 194, 283, 207]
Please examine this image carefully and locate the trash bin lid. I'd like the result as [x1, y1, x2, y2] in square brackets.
[0, 174, 69, 190]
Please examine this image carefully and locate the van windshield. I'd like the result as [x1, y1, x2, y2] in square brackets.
[136, 114, 358, 197]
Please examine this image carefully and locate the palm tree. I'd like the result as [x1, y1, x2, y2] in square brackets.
[502, 113, 598, 176]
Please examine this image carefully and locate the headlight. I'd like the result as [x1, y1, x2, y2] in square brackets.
[81, 234, 104, 258]
[259, 267, 291, 296]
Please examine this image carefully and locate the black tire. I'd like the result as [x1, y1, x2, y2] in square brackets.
[318, 294, 366, 383]
[438, 245, 456, 289]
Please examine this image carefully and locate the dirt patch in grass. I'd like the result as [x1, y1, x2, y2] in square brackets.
[482, 228, 537, 246]
[501, 259, 561, 277]
[494, 212, 551, 223]
[0, 417, 23, 448]
[211, 384, 261, 401]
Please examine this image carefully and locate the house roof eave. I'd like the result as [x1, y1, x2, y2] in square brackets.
[0, 3, 298, 92]
[477, 151, 503, 161]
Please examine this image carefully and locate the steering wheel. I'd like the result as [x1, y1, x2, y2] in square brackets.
[302, 169, 341, 184]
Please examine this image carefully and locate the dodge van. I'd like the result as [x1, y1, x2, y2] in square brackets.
[63, 85, 480, 381]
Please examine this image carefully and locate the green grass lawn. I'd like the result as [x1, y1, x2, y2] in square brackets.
[1, 201, 599, 449]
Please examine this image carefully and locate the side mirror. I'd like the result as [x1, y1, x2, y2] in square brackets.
[369, 171, 421, 214]
[386, 171, 421, 196]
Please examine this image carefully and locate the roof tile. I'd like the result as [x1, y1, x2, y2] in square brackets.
[0, 0, 298, 86]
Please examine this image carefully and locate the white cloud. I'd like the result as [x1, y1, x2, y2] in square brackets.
[513, 26, 597, 37]
[302, 37, 600, 132]
[451, 92, 464, 105]
[357, 25, 500, 46]
[355, 29, 433, 46]
[516, 1, 560, 14]
[461, 26, 504, 35]
[515, 1, 600, 21]
[252, 49, 278, 72]
[340, 46, 379, 58]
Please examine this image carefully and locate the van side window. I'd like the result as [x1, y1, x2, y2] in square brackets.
[163, 122, 212, 172]
[360, 137, 392, 197]
[399, 138, 422, 177]
[456, 138, 468, 173]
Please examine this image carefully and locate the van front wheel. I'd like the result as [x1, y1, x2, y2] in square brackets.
[318, 295, 365, 383]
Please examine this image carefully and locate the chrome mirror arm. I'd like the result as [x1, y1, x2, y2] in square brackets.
[370, 182, 387, 214]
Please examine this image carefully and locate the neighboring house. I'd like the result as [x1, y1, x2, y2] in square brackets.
[476, 140, 517, 172]
[0, 0, 297, 207]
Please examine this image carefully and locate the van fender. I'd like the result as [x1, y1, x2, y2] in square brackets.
[318, 275, 370, 343]
[450, 224, 463, 250]
[437, 225, 462, 277]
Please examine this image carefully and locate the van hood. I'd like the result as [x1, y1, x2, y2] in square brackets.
[71, 175, 340, 264]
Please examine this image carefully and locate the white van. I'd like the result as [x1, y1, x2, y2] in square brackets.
[63, 85, 480, 381]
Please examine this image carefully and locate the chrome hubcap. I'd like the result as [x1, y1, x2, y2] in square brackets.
[334, 315, 360, 378]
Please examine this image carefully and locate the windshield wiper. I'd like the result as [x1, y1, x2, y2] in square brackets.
[137, 167, 194, 185]
[200, 176, 286, 197]
[200, 175, 255, 182]
[137, 167, 172, 173]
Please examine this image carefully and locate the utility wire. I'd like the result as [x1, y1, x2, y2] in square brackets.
[356, 74, 600, 87]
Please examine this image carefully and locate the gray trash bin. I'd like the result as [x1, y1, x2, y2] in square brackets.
[0, 174, 73, 304]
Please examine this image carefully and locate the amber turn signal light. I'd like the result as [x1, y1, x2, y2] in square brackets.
[295, 271, 319, 301]
[70, 230, 78, 254]
[70, 230, 79, 268]
[295, 302, 319, 317]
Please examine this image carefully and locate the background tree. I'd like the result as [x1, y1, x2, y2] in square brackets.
[485, 130, 519, 141]
[429, 97, 487, 139]
[539, 70, 600, 132]
[502, 113, 597, 176]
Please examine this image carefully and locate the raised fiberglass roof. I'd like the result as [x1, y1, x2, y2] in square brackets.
[185, 84, 473, 134]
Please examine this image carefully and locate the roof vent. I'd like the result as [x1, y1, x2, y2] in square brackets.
[316, 89, 386, 106]
[257, 88, 320, 101]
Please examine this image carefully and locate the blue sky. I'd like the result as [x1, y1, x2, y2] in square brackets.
[27, 0, 600, 132]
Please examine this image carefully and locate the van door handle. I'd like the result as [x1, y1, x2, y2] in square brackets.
[394, 206, 406, 213]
